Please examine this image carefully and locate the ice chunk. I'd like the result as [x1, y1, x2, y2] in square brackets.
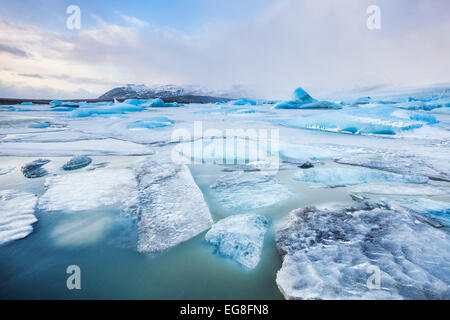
[292, 87, 316, 103]
[0, 190, 37, 245]
[124, 98, 182, 108]
[205, 214, 269, 269]
[210, 171, 292, 211]
[283, 106, 438, 135]
[21, 159, 50, 178]
[337, 153, 450, 182]
[276, 203, 450, 300]
[68, 103, 145, 118]
[62, 156, 92, 171]
[391, 198, 450, 227]
[136, 160, 213, 254]
[294, 167, 428, 187]
[231, 99, 262, 106]
[0, 167, 15, 175]
[127, 117, 174, 129]
[38, 169, 137, 212]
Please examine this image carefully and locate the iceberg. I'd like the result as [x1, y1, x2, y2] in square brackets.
[124, 98, 182, 108]
[283, 106, 438, 135]
[205, 214, 269, 269]
[391, 198, 450, 227]
[294, 167, 428, 187]
[273, 87, 341, 110]
[62, 156, 92, 171]
[21, 159, 50, 178]
[127, 117, 174, 129]
[0, 190, 38, 245]
[68, 104, 146, 118]
[210, 172, 292, 211]
[136, 159, 213, 254]
[276, 203, 450, 300]
[38, 169, 137, 212]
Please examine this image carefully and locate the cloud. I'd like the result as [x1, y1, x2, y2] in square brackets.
[0, 44, 28, 57]
[1, 0, 450, 99]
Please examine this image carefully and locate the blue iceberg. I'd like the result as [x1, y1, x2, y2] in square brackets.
[231, 99, 262, 106]
[205, 214, 269, 269]
[273, 87, 341, 110]
[283, 106, 438, 135]
[68, 104, 146, 118]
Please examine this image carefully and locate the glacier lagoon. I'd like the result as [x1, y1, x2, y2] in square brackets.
[0, 89, 449, 299]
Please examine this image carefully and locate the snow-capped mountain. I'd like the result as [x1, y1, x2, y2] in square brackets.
[98, 84, 248, 100]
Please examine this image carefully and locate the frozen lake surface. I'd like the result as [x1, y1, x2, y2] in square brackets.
[0, 91, 449, 299]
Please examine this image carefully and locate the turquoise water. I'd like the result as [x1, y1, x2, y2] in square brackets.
[1, 156, 449, 299]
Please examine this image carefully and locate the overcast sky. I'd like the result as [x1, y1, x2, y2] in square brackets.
[0, 0, 449, 99]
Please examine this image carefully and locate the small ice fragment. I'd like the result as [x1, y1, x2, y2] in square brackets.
[62, 156, 92, 171]
[21, 159, 51, 178]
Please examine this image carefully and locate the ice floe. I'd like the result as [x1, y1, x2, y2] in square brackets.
[0, 190, 38, 245]
[391, 198, 450, 227]
[135, 159, 213, 254]
[283, 106, 438, 135]
[127, 117, 174, 129]
[293, 167, 427, 187]
[205, 214, 269, 269]
[337, 153, 450, 182]
[38, 169, 137, 212]
[350, 183, 449, 196]
[276, 203, 450, 299]
[0, 167, 14, 175]
[210, 171, 292, 211]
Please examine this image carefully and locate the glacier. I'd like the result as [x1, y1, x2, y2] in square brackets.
[38, 169, 138, 212]
[283, 106, 438, 135]
[293, 167, 427, 187]
[0, 190, 38, 245]
[210, 171, 292, 212]
[276, 203, 450, 300]
[205, 214, 269, 269]
[135, 159, 213, 254]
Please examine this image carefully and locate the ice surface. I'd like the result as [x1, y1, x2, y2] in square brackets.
[0, 167, 14, 175]
[205, 214, 269, 269]
[38, 169, 137, 212]
[283, 106, 438, 135]
[175, 137, 276, 164]
[351, 183, 449, 196]
[21, 159, 50, 178]
[62, 156, 92, 171]
[127, 117, 174, 129]
[279, 143, 346, 160]
[210, 171, 292, 211]
[337, 153, 450, 182]
[196, 107, 269, 115]
[294, 167, 427, 187]
[0, 139, 152, 156]
[0, 190, 38, 245]
[391, 198, 450, 227]
[135, 159, 213, 254]
[276, 203, 450, 300]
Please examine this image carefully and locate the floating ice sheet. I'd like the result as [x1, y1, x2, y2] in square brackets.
[210, 171, 292, 211]
[294, 167, 427, 187]
[0, 190, 38, 245]
[283, 106, 438, 135]
[205, 214, 269, 269]
[276, 203, 450, 300]
[38, 169, 138, 212]
[391, 198, 450, 227]
[136, 160, 213, 254]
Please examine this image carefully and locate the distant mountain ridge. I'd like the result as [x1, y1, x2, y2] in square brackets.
[98, 84, 247, 100]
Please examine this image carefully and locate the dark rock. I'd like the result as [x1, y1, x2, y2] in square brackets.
[62, 156, 92, 171]
[21, 159, 50, 178]
[299, 161, 314, 169]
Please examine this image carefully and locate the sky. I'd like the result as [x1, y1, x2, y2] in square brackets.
[0, 0, 449, 99]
